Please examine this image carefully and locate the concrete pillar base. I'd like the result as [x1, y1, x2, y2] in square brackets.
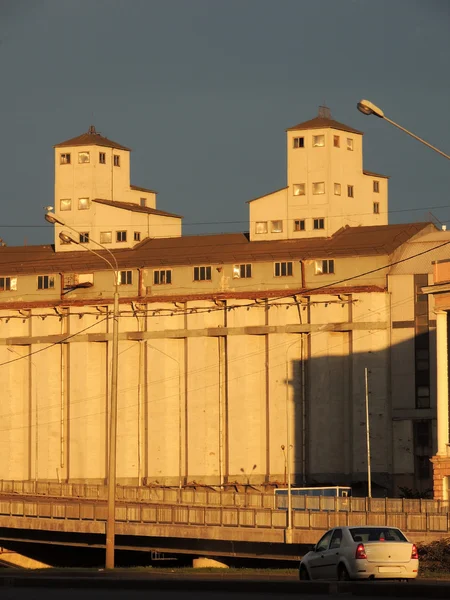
[192, 557, 229, 568]
[431, 454, 450, 500]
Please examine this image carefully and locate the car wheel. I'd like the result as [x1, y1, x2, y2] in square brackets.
[338, 565, 350, 581]
[299, 565, 310, 581]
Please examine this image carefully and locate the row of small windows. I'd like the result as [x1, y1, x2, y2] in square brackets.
[61, 230, 142, 245]
[293, 135, 354, 151]
[256, 205, 380, 236]
[60, 197, 148, 211]
[60, 152, 120, 166]
[0, 259, 337, 293]
[293, 180, 379, 198]
[256, 218, 325, 234]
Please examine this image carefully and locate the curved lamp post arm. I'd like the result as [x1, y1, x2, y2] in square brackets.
[357, 99, 450, 161]
[46, 213, 119, 272]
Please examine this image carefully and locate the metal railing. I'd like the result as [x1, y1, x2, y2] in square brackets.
[1, 496, 450, 534]
[0, 479, 449, 515]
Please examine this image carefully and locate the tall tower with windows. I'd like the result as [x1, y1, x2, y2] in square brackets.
[249, 107, 388, 241]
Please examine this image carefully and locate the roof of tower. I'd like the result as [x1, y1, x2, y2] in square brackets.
[54, 125, 131, 151]
[287, 106, 363, 135]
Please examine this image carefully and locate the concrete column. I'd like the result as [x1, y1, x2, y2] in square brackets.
[436, 311, 449, 455]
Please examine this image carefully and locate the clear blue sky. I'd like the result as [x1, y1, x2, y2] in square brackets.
[1, 0, 449, 246]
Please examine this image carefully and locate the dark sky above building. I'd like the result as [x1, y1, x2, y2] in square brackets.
[0, 0, 449, 246]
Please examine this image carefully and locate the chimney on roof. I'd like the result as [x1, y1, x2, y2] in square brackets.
[318, 105, 332, 119]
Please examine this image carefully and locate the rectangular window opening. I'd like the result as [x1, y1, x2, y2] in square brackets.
[99, 152, 106, 164]
[315, 259, 335, 275]
[193, 266, 212, 281]
[233, 264, 252, 279]
[312, 134, 325, 147]
[38, 275, 55, 290]
[60, 153, 71, 165]
[100, 232, 112, 244]
[347, 185, 354, 198]
[293, 183, 305, 196]
[116, 230, 127, 242]
[274, 261, 293, 277]
[271, 220, 283, 233]
[0, 276, 17, 292]
[113, 155, 120, 167]
[312, 182, 325, 195]
[293, 137, 304, 148]
[294, 219, 305, 232]
[313, 218, 325, 230]
[153, 269, 172, 285]
[255, 221, 268, 234]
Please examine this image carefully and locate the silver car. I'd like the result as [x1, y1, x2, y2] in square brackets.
[299, 525, 419, 581]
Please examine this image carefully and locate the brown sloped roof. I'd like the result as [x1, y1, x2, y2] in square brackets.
[131, 184, 157, 194]
[0, 223, 432, 276]
[54, 126, 131, 151]
[363, 170, 390, 179]
[92, 198, 182, 218]
[287, 116, 362, 135]
[247, 187, 288, 204]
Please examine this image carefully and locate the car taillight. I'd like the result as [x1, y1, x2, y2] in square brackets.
[411, 544, 418, 560]
[355, 543, 367, 559]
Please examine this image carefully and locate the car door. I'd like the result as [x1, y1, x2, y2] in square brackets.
[321, 528, 343, 579]
[307, 530, 334, 579]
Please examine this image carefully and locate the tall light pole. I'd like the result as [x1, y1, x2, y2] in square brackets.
[364, 368, 372, 499]
[285, 338, 299, 544]
[357, 99, 450, 161]
[45, 213, 119, 569]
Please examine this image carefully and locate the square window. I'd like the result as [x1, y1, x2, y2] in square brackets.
[60, 153, 71, 164]
[347, 138, 353, 151]
[0, 276, 17, 291]
[79, 232, 89, 244]
[154, 269, 172, 285]
[373, 180, 380, 193]
[255, 221, 268, 234]
[373, 202, 380, 214]
[312, 134, 325, 147]
[271, 220, 283, 233]
[334, 183, 341, 195]
[116, 230, 127, 242]
[60, 198, 72, 211]
[347, 185, 354, 198]
[78, 151, 90, 164]
[274, 261, 293, 277]
[140, 198, 147, 207]
[113, 155, 120, 167]
[233, 264, 252, 279]
[294, 219, 305, 232]
[315, 259, 334, 275]
[293, 137, 304, 148]
[118, 270, 132, 285]
[38, 275, 54, 290]
[100, 231, 112, 244]
[134, 231, 141, 242]
[313, 218, 325, 230]
[99, 152, 106, 164]
[78, 197, 90, 210]
[193, 266, 212, 281]
[293, 184, 305, 196]
[333, 135, 340, 148]
[312, 182, 325, 195]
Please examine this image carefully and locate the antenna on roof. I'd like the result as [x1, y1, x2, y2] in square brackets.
[88, 125, 97, 134]
[318, 105, 332, 119]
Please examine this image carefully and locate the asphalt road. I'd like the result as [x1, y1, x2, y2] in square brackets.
[0, 587, 447, 600]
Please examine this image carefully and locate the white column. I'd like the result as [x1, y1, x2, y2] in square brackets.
[436, 311, 449, 455]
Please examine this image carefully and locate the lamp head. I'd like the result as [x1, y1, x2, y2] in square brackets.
[357, 99, 385, 118]
[45, 212, 65, 226]
[59, 231, 77, 244]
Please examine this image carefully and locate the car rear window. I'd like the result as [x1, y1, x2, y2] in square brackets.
[349, 528, 407, 542]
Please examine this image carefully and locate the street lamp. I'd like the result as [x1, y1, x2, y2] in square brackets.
[46, 213, 119, 569]
[284, 338, 299, 544]
[357, 99, 450, 161]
